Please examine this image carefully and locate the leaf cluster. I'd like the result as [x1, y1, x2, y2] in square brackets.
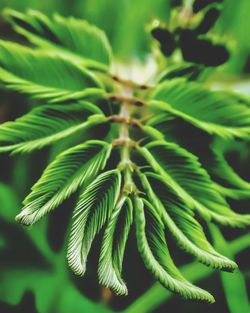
[0, 6, 249, 302]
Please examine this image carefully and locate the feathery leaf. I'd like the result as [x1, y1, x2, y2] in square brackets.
[137, 141, 250, 227]
[0, 41, 103, 100]
[147, 114, 250, 199]
[98, 196, 133, 295]
[139, 171, 237, 271]
[4, 9, 112, 71]
[16, 140, 112, 225]
[67, 170, 121, 276]
[0, 104, 106, 154]
[134, 196, 215, 302]
[150, 80, 250, 139]
[203, 142, 250, 199]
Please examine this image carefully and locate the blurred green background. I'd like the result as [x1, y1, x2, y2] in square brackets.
[0, 0, 249, 312]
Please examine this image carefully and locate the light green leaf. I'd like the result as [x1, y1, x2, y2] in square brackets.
[0, 182, 20, 222]
[4, 9, 113, 71]
[98, 196, 133, 295]
[48, 88, 106, 104]
[134, 196, 214, 302]
[139, 171, 237, 270]
[0, 40, 103, 100]
[0, 269, 112, 313]
[149, 80, 250, 139]
[67, 169, 121, 276]
[16, 140, 112, 225]
[0, 103, 106, 153]
[137, 141, 250, 227]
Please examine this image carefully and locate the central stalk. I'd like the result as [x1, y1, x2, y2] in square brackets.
[118, 86, 137, 195]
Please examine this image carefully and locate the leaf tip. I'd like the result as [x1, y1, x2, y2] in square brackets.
[15, 210, 34, 226]
[67, 250, 86, 277]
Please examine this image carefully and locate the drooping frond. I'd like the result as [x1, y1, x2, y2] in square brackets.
[147, 114, 250, 199]
[134, 197, 215, 302]
[67, 170, 121, 276]
[4, 9, 112, 71]
[203, 143, 250, 199]
[149, 79, 250, 139]
[16, 140, 112, 225]
[0, 40, 103, 100]
[147, 111, 210, 145]
[139, 171, 237, 270]
[0, 103, 106, 154]
[137, 141, 250, 227]
[98, 196, 133, 295]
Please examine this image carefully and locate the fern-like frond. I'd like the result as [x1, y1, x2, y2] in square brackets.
[67, 170, 121, 276]
[149, 80, 250, 139]
[4, 9, 112, 71]
[204, 143, 250, 199]
[0, 41, 103, 100]
[1, 8, 249, 302]
[147, 114, 250, 198]
[147, 111, 209, 144]
[139, 171, 237, 270]
[16, 140, 112, 225]
[48, 88, 106, 104]
[98, 196, 133, 295]
[0, 104, 106, 153]
[134, 197, 215, 302]
[137, 141, 250, 227]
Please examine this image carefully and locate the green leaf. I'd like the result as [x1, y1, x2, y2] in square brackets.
[16, 140, 112, 225]
[0, 269, 112, 313]
[67, 169, 121, 276]
[48, 88, 106, 104]
[149, 80, 250, 139]
[137, 141, 250, 227]
[147, 115, 250, 199]
[139, 171, 237, 270]
[146, 111, 210, 146]
[98, 196, 133, 295]
[0, 182, 20, 222]
[0, 40, 103, 100]
[4, 9, 113, 71]
[0, 103, 106, 153]
[134, 196, 215, 302]
[223, 90, 250, 108]
[205, 142, 250, 199]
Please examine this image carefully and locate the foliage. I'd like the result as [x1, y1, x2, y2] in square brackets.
[0, 182, 112, 313]
[0, 0, 249, 311]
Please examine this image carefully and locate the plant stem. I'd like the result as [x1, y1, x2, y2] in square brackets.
[116, 86, 137, 194]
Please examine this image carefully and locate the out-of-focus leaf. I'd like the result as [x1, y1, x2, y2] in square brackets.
[0, 182, 19, 222]
[210, 224, 250, 313]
